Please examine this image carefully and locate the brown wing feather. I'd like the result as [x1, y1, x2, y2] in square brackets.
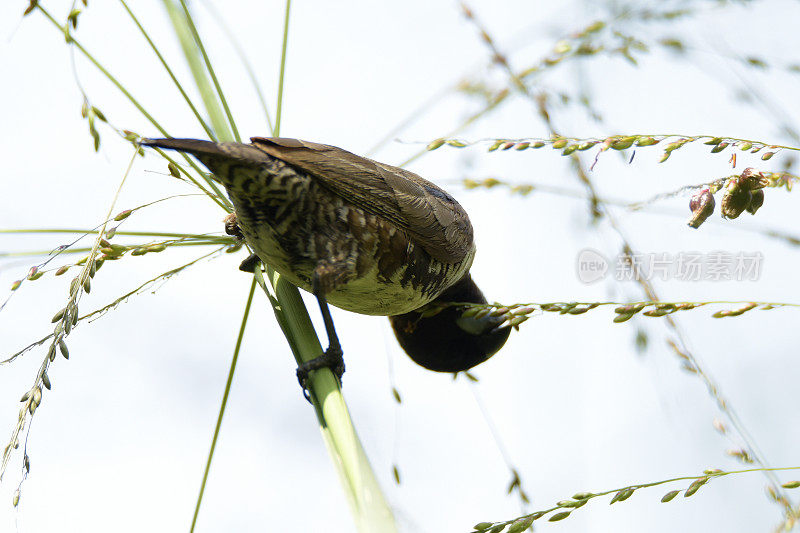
[250, 137, 474, 264]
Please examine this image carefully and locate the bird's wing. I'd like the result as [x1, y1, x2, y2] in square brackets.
[250, 137, 474, 264]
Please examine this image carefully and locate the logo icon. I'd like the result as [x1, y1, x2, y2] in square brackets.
[576, 248, 608, 284]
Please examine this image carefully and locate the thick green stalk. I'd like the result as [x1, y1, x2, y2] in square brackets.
[162, 1, 396, 529]
[256, 269, 397, 531]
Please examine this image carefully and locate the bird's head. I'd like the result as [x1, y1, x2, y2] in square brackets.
[389, 274, 511, 373]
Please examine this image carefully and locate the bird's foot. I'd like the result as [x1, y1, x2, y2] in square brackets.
[296, 345, 345, 402]
[239, 253, 261, 273]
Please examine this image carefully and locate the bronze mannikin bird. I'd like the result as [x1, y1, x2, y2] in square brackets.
[141, 137, 510, 390]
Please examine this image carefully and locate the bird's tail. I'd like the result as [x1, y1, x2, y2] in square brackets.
[141, 138, 272, 165]
[140, 138, 277, 190]
[140, 137, 224, 156]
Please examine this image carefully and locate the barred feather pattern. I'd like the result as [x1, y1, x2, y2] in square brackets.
[196, 148, 475, 316]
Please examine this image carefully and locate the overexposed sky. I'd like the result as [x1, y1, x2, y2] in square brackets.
[2, 1, 800, 532]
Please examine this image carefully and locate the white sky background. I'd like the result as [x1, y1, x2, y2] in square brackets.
[1, 1, 799, 532]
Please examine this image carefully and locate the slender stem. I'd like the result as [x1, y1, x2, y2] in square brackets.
[1, 148, 139, 479]
[424, 133, 800, 153]
[37, 5, 230, 209]
[190, 279, 256, 533]
[0, 229, 223, 239]
[152, 149, 230, 209]
[366, 86, 451, 156]
[2, 248, 224, 367]
[118, 0, 216, 141]
[399, 90, 509, 166]
[274, 0, 292, 137]
[159, 0, 230, 145]
[198, 0, 275, 133]
[176, 0, 241, 142]
[492, 465, 800, 528]
[37, 6, 165, 136]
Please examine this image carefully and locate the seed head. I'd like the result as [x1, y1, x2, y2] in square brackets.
[688, 188, 715, 228]
[746, 189, 765, 215]
[720, 189, 751, 219]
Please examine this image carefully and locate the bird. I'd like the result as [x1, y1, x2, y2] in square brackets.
[140, 137, 510, 390]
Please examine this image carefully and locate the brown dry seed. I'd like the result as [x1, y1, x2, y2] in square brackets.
[746, 190, 764, 215]
[720, 190, 751, 219]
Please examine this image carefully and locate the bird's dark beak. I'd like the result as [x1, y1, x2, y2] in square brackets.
[389, 274, 510, 373]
